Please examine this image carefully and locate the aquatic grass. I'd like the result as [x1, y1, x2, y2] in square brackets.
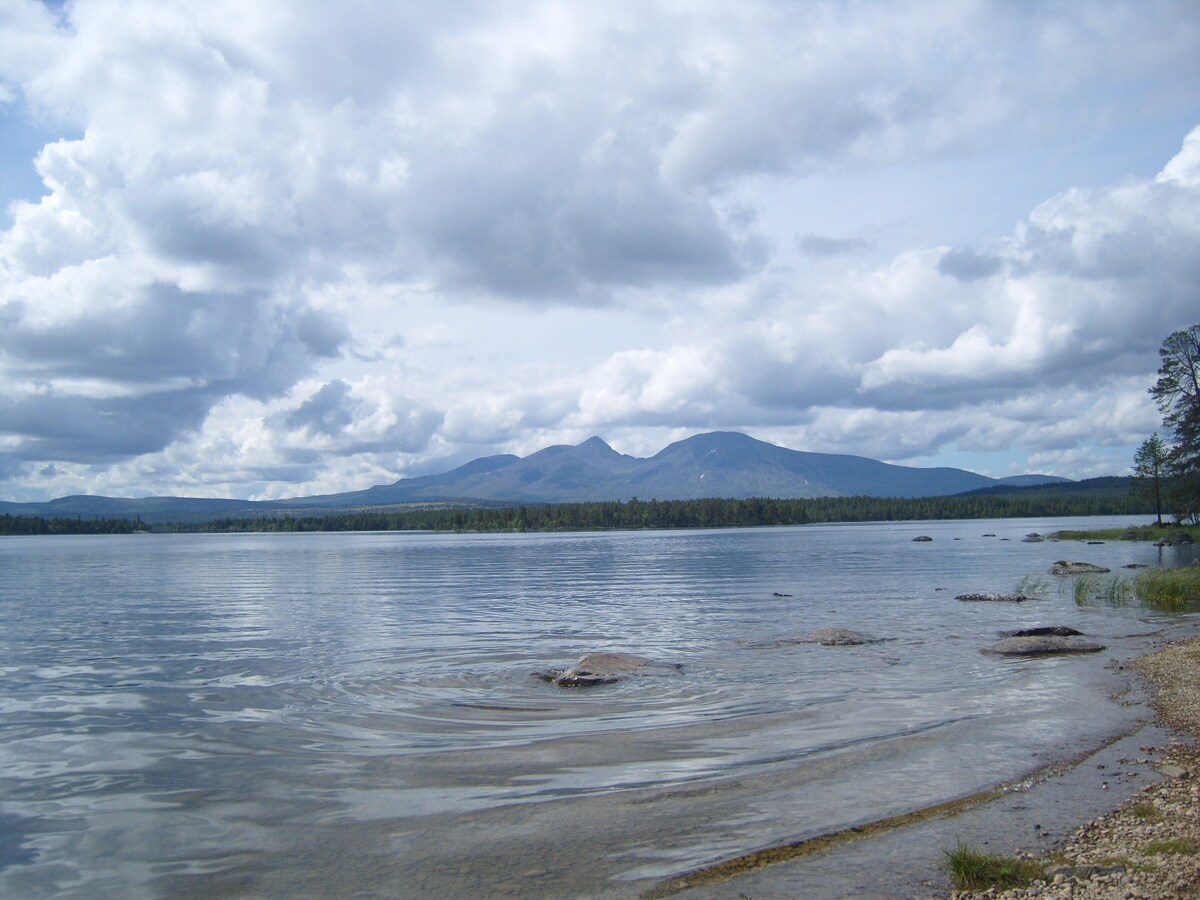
[1073, 567, 1200, 611]
[1131, 567, 1200, 612]
[1072, 574, 1135, 606]
[1016, 573, 1052, 597]
[941, 841, 1045, 891]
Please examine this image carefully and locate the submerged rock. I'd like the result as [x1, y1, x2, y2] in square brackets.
[1049, 560, 1111, 575]
[956, 592, 1031, 603]
[805, 627, 875, 646]
[1000, 625, 1085, 637]
[532, 652, 681, 687]
[985, 635, 1106, 656]
[739, 628, 889, 649]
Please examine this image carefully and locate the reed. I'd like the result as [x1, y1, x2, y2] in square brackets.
[1072, 573, 1134, 606]
[1132, 567, 1200, 611]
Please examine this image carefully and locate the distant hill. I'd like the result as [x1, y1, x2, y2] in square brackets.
[0, 431, 1071, 523]
[954, 476, 1134, 500]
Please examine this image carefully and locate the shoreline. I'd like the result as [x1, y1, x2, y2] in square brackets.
[948, 635, 1200, 899]
[650, 628, 1199, 899]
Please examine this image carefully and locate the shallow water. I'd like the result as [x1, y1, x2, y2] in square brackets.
[0, 516, 1194, 897]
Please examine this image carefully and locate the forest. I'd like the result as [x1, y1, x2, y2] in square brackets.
[0, 478, 1150, 536]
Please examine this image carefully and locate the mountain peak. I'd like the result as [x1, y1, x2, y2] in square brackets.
[579, 435, 613, 451]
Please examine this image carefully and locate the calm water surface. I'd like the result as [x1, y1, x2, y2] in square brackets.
[0, 516, 1194, 897]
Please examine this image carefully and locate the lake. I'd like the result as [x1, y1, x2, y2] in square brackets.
[0, 515, 1194, 897]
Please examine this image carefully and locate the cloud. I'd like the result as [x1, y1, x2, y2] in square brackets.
[937, 247, 1003, 281]
[797, 234, 872, 258]
[0, 1, 1198, 500]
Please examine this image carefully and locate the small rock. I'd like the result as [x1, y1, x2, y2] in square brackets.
[912, 535, 933, 542]
[1002, 626, 1084, 637]
[1155, 763, 1188, 779]
[1049, 560, 1111, 575]
[956, 592, 1031, 603]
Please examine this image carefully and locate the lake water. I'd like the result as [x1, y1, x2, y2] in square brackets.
[1, 516, 1196, 898]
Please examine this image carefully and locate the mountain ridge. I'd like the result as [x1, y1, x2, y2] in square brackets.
[0, 431, 1070, 523]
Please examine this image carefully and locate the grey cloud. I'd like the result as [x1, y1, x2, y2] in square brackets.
[0, 389, 214, 463]
[407, 93, 748, 299]
[0, 284, 343, 462]
[937, 247, 1003, 281]
[8, 287, 325, 394]
[285, 380, 355, 437]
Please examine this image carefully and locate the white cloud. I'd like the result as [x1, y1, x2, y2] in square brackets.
[0, 0, 1198, 500]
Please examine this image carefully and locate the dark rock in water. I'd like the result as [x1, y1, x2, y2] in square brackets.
[1087, 540, 1105, 545]
[772, 591, 793, 597]
[912, 535, 933, 542]
[982, 533, 996, 537]
[1001, 625, 1084, 637]
[985, 636, 1106, 656]
[532, 652, 681, 687]
[1049, 560, 1110, 575]
[1123, 563, 1149, 569]
[956, 592, 1030, 603]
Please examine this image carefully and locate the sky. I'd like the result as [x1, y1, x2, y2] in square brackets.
[1, 0, 1200, 503]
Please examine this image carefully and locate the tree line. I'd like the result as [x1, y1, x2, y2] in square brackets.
[0, 514, 145, 535]
[0, 481, 1150, 536]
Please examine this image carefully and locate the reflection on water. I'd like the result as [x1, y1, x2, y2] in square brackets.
[0, 517, 1190, 897]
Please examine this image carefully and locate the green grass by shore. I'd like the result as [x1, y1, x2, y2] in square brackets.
[1050, 523, 1200, 543]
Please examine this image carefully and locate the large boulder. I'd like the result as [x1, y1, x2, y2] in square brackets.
[985, 635, 1106, 656]
[1049, 560, 1110, 575]
[533, 652, 681, 687]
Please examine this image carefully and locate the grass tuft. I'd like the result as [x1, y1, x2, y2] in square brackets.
[1141, 838, 1200, 856]
[941, 840, 1045, 890]
[1128, 801, 1162, 821]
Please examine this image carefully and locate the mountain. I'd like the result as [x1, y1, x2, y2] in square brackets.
[0, 432, 1070, 522]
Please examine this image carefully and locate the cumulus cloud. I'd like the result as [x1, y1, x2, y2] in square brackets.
[0, 1, 1198, 500]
